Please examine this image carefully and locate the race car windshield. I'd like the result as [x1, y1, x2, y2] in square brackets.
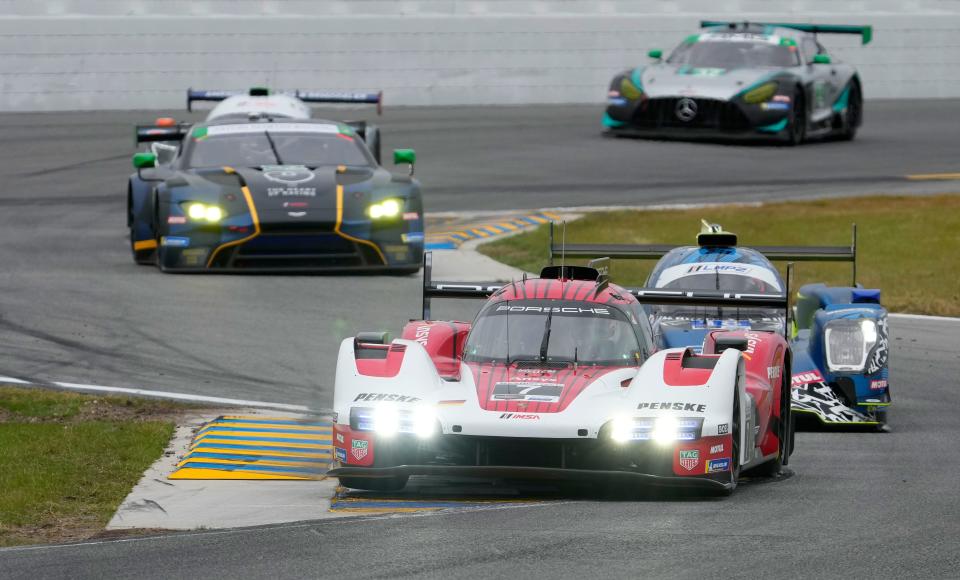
[185, 131, 372, 168]
[668, 40, 800, 68]
[463, 300, 642, 367]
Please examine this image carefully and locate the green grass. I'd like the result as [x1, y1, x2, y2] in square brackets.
[0, 387, 179, 546]
[480, 194, 960, 317]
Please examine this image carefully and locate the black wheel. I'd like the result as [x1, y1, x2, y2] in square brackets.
[786, 88, 806, 146]
[727, 389, 742, 493]
[338, 475, 409, 492]
[749, 359, 791, 477]
[129, 187, 156, 265]
[838, 82, 862, 141]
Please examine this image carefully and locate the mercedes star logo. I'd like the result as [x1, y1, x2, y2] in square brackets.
[675, 98, 698, 122]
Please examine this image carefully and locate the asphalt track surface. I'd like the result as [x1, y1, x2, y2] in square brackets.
[1, 101, 959, 577]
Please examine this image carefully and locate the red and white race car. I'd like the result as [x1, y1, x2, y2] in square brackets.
[328, 255, 795, 494]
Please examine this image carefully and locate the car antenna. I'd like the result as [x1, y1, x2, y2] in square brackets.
[560, 220, 567, 285]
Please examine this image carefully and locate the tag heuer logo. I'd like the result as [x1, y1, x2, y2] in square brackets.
[351, 439, 368, 461]
[679, 449, 700, 471]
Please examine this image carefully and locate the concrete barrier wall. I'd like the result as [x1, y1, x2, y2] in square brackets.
[1, 1, 959, 110]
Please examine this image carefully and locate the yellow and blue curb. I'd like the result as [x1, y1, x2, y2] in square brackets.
[169, 415, 333, 480]
[425, 211, 561, 250]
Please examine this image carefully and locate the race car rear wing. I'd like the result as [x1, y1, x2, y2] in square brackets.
[134, 123, 191, 144]
[700, 21, 873, 45]
[548, 222, 859, 285]
[421, 252, 791, 335]
[186, 88, 384, 115]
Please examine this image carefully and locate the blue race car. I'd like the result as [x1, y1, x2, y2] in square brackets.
[549, 221, 890, 429]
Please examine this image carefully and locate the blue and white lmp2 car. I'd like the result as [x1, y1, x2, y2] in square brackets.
[550, 222, 890, 429]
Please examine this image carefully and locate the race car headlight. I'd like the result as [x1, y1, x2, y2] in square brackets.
[619, 77, 643, 101]
[609, 416, 703, 444]
[183, 202, 224, 223]
[368, 198, 402, 220]
[372, 406, 400, 437]
[825, 319, 877, 372]
[349, 405, 437, 438]
[743, 82, 779, 104]
[411, 406, 438, 439]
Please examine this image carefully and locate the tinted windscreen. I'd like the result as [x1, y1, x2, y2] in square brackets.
[660, 273, 776, 294]
[463, 301, 642, 366]
[186, 126, 371, 168]
[668, 40, 799, 68]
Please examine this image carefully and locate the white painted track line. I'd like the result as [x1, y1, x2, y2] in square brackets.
[50, 382, 311, 412]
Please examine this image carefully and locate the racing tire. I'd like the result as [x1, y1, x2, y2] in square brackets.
[838, 82, 862, 142]
[725, 388, 742, 494]
[786, 88, 806, 146]
[338, 475, 409, 492]
[748, 359, 792, 477]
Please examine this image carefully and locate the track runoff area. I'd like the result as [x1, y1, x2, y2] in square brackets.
[0, 102, 959, 576]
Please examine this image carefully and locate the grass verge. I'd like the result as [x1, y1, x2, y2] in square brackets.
[479, 194, 960, 317]
[0, 386, 185, 547]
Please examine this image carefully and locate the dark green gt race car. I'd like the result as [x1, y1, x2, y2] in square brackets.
[603, 21, 872, 144]
[129, 118, 423, 273]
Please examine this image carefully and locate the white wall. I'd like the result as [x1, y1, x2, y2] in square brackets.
[1, 1, 959, 110]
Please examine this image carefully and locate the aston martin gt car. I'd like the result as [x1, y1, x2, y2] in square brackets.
[128, 88, 423, 273]
[326, 253, 794, 494]
[603, 21, 871, 144]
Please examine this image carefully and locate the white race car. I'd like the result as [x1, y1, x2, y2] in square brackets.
[328, 255, 795, 494]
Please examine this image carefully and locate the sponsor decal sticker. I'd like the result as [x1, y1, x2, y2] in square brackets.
[262, 165, 315, 185]
[608, 97, 628, 106]
[710, 444, 724, 454]
[870, 379, 888, 391]
[499, 413, 540, 420]
[717, 423, 729, 435]
[335, 447, 347, 462]
[492, 382, 563, 403]
[772, 95, 792, 103]
[637, 402, 706, 412]
[160, 236, 190, 247]
[402, 212, 419, 221]
[167, 216, 187, 224]
[768, 366, 782, 380]
[495, 305, 610, 315]
[205, 123, 339, 137]
[353, 393, 421, 403]
[792, 370, 825, 387]
[706, 458, 731, 473]
[268, 187, 316, 198]
[351, 439, 368, 461]
[402, 232, 425, 243]
[760, 102, 790, 111]
[335, 432, 345, 444]
[679, 449, 700, 471]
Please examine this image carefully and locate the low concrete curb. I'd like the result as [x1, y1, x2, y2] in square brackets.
[108, 411, 344, 531]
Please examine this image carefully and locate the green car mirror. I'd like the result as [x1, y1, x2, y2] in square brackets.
[648, 49, 663, 60]
[393, 149, 416, 175]
[813, 54, 832, 65]
[133, 152, 157, 169]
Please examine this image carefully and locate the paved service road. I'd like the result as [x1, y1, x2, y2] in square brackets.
[1, 315, 958, 579]
[0, 101, 957, 407]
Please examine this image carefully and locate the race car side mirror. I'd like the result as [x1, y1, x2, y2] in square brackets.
[133, 152, 157, 169]
[813, 54, 832, 65]
[648, 49, 663, 60]
[393, 148, 416, 176]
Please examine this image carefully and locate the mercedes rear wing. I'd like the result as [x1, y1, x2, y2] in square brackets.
[548, 222, 859, 285]
[700, 21, 873, 45]
[420, 252, 792, 336]
[186, 88, 384, 115]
